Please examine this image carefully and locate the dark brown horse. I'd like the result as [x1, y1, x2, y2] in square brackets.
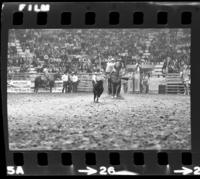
[110, 61, 122, 98]
[34, 73, 55, 93]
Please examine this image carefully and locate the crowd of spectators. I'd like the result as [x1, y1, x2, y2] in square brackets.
[8, 29, 190, 75]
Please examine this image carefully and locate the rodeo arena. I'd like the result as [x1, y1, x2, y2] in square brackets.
[7, 29, 191, 150]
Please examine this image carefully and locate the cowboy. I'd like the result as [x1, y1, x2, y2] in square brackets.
[62, 71, 70, 93]
[92, 69, 105, 86]
[71, 72, 79, 92]
[105, 57, 115, 94]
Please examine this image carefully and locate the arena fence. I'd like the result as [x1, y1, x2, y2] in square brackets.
[7, 72, 96, 93]
[165, 73, 185, 94]
[7, 72, 187, 94]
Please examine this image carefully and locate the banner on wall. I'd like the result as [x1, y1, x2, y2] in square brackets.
[7, 80, 64, 93]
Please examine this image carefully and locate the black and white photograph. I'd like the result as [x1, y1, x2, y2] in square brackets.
[7, 29, 191, 150]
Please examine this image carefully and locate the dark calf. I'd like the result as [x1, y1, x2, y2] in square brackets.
[93, 80, 104, 102]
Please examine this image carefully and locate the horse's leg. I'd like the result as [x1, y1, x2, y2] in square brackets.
[118, 82, 121, 96]
[94, 93, 96, 102]
[115, 84, 119, 98]
[62, 83, 64, 93]
[108, 79, 111, 95]
[111, 83, 114, 98]
[117, 82, 121, 97]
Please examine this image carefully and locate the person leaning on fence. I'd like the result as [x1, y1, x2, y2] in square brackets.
[62, 71, 69, 93]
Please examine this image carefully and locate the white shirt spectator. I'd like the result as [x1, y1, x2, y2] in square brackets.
[71, 75, 78, 82]
[43, 68, 48, 74]
[62, 74, 69, 82]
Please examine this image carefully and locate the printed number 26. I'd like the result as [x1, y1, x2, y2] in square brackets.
[99, 166, 115, 175]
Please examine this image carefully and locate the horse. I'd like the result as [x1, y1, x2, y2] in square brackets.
[109, 61, 122, 98]
[34, 73, 55, 93]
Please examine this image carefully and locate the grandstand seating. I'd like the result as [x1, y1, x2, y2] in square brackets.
[15, 39, 24, 57]
[7, 29, 190, 94]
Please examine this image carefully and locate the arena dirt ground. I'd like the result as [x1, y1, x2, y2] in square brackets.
[7, 93, 191, 150]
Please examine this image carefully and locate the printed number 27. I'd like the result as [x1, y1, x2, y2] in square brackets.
[194, 167, 200, 175]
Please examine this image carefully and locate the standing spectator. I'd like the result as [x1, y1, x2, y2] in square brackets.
[61, 71, 69, 93]
[134, 63, 141, 93]
[181, 65, 190, 95]
[121, 67, 128, 93]
[68, 72, 73, 93]
[105, 57, 115, 94]
[142, 73, 150, 93]
[127, 71, 134, 93]
[71, 72, 79, 92]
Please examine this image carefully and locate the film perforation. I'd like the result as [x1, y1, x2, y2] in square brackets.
[109, 11, 120, 25]
[133, 152, 144, 165]
[109, 152, 120, 165]
[157, 152, 168, 165]
[13, 153, 24, 166]
[85, 152, 96, 165]
[85, 12, 96, 25]
[37, 12, 48, 25]
[11, 10, 195, 26]
[157, 11, 168, 25]
[133, 12, 144, 25]
[182, 152, 192, 165]
[61, 152, 72, 166]
[12, 12, 23, 25]
[181, 11, 192, 25]
[37, 153, 48, 166]
[61, 12, 71, 25]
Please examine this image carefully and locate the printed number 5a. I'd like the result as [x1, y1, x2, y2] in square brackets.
[99, 166, 115, 175]
[7, 166, 24, 175]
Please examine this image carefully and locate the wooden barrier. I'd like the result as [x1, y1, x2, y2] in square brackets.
[7, 73, 95, 93]
[77, 74, 93, 92]
[165, 73, 185, 94]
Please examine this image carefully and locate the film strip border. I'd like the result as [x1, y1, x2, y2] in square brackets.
[6, 151, 200, 175]
[2, 2, 200, 176]
[12, 10, 192, 26]
[2, 2, 199, 27]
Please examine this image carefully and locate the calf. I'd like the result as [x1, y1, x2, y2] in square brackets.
[93, 80, 104, 103]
